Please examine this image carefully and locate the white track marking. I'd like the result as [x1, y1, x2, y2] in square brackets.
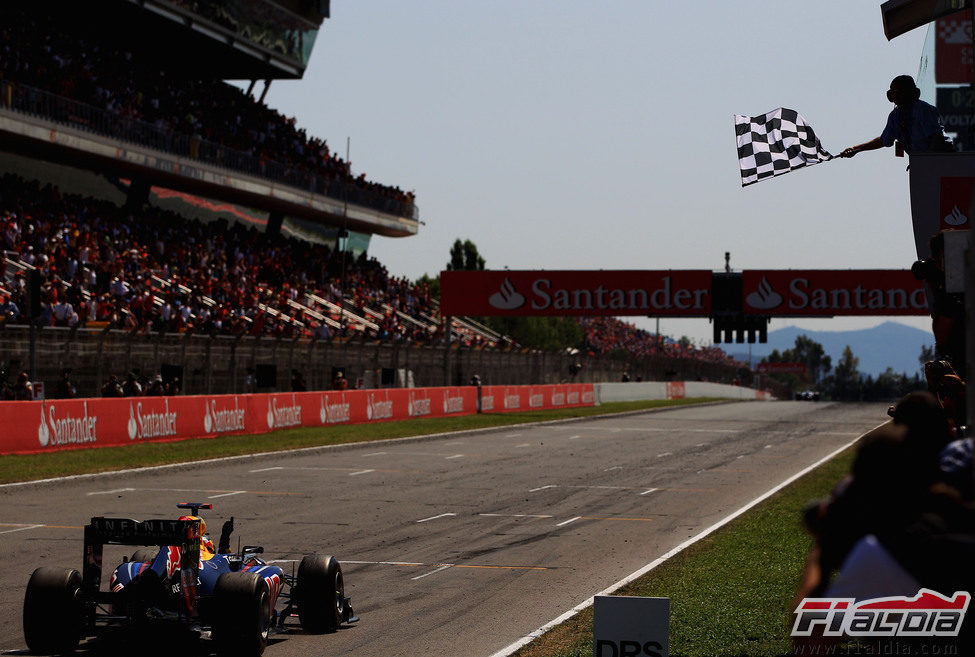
[349, 469, 375, 476]
[487, 430, 875, 657]
[479, 513, 553, 519]
[446, 454, 465, 460]
[411, 565, 453, 580]
[362, 452, 387, 457]
[330, 560, 425, 566]
[87, 487, 136, 496]
[556, 516, 581, 527]
[416, 513, 457, 523]
[209, 491, 245, 498]
[640, 488, 659, 496]
[656, 452, 672, 458]
[249, 467, 283, 473]
[529, 485, 557, 492]
[0, 524, 43, 534]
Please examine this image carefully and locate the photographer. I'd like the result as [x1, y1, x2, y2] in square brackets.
[913, 230, 965, 370]
[11, 371, 33, 400]
[924, 359, 966, 433]
[0, 368, 13, 401]
[54, 369, 76, 399]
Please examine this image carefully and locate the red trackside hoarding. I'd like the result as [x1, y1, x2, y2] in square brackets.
[477, 384, 595, 412]
[440, 270, 712, 317]
[0, 384, 595, 455]
[742, 270, 928, 316]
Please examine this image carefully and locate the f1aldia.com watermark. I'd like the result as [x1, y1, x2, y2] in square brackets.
[791, 588, 968, 655]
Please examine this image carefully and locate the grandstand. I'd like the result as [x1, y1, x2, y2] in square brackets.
[0, 1, 750, 397]
[0, 1, 434, 333]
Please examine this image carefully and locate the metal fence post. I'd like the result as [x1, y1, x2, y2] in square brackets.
[204, 334, 213, 395]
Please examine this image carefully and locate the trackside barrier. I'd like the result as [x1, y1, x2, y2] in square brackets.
[595, 381, 770, 404]
[0, 383, 595, 455]
[477, 384, 596, 413]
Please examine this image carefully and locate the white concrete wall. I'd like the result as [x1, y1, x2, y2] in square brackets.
[596, 381, 769, 404]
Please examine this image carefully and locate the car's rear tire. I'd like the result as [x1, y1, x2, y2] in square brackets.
[130, 548, 156, 563]
[212, 572, 271, 657]
[23, 566, 84, 654]
[295, 554, 344, 633]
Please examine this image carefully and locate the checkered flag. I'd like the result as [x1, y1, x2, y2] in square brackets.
[735, 108, 833, 187]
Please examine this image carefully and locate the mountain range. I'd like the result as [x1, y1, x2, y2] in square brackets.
[727, 321, 934, 378]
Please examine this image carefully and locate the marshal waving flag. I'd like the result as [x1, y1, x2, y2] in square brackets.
[735, 108, 833, 186]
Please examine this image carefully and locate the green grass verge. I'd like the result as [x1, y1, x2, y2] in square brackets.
[513, 444, 860, 657]
[0, 397, 722, 485]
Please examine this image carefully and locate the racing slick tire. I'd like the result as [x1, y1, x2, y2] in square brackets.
[129, 548, 156, 563]
[213, 572, 272, 657]
[23, 566, 84, 654]
[295, 554, 344, 634]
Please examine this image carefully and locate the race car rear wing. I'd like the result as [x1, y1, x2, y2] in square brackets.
[83, 517, 202, 596]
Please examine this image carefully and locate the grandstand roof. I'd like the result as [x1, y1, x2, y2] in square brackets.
[0, 114, 418, 237]
[7, 0, 327, 80]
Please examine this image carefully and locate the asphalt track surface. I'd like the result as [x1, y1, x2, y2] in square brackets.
[0, 400, 887, 656]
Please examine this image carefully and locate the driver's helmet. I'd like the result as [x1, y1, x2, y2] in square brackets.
[179, 515, 216, 560]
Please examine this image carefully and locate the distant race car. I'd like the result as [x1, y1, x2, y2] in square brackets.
[794, 390, 821, 401]
[23, 503, 356, 656]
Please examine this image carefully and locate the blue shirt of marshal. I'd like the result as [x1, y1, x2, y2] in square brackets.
[881, 100, 952, 154]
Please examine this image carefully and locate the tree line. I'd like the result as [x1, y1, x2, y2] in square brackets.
[761, 336, 929, 401]
[419, 239, 583, 350]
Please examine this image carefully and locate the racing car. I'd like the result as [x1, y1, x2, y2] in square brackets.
[23, 503, 356, 655]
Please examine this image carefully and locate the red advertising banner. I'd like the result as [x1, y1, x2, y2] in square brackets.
[666, 382, 686, 400]
[0, 384, 595, 455]
[440, 270, 712, 317]
[477, 384, 595, 413]
[936, 11, 974, 84]
[742, 270, 928, 316]
[756, 362, 807, 374]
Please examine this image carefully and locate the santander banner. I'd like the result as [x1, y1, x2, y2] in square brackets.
[742, 270, 928, 316]
[478, 384, 596, 413]
[440, 270, 712, 317]
[0, 383, 595, 455]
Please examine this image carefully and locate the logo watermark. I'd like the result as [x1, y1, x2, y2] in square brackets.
[793, 589, 969, 639]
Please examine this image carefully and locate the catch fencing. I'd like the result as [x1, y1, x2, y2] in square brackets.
[0, 326, 754, 398]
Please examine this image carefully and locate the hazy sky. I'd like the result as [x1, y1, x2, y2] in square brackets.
[256, 2, 934, 345]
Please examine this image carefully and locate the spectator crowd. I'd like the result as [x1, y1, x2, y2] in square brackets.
[579, 316, 742, 366]
[0, 174, 436, 342]
[0, 174, 747, 368]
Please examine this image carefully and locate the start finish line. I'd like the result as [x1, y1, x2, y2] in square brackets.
[439, 269, 929, 318]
